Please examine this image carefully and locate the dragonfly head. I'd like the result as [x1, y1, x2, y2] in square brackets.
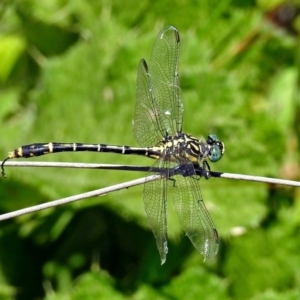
[206, 134, 225, 162]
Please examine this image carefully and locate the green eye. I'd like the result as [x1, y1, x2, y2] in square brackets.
[209, 145, 223, 162]
[208, 134, 219, 142]
[207, 134, 225, 162]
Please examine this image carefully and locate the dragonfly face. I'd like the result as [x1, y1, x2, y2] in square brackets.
[207, 134, 225, 162]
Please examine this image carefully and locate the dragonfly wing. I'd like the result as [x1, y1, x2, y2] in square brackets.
[171, 163, 219, 258]
[133, 59, 164, 146]
[133, 25, 183, 147]
[143, 159, 169, 264]
[149, 25, 183, 135]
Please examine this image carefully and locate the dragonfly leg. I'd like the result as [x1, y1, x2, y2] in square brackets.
[202, 161, 211, 180]
[169, 177, 177, 187]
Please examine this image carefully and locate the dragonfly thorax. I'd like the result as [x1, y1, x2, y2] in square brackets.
[153, 132, 224, 165]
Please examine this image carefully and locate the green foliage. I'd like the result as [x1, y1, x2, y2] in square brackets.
[1, 0, 300, 299]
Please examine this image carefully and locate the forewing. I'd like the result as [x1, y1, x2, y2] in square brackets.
[133, 60, 164, 146]
[150, 25, 183, 136]
[171, 164, 219, 258]
[143, 159, 169, 264]
[133, 25, 183, 147]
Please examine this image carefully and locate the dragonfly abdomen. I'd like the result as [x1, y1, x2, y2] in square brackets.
[7, 142, 163, 159]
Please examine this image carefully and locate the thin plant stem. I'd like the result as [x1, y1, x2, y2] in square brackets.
[0, 174, 161, 221]
[1, 160, 300, 186]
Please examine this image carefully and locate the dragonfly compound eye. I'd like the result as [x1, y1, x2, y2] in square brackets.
[207, 134, 225, 162]
[209, 144, 223, 162]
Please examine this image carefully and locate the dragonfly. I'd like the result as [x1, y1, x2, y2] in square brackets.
[1, 25, 225, 264]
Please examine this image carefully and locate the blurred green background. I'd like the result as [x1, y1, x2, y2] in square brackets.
[1, 0, 300, 299]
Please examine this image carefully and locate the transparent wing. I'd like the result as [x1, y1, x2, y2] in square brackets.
[133, 25, 183, 147]
[143, 159, 169, 264]
[171, 163, 219, 258]
[150, 25, 183, 135]
[133, 60, 163, 146]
